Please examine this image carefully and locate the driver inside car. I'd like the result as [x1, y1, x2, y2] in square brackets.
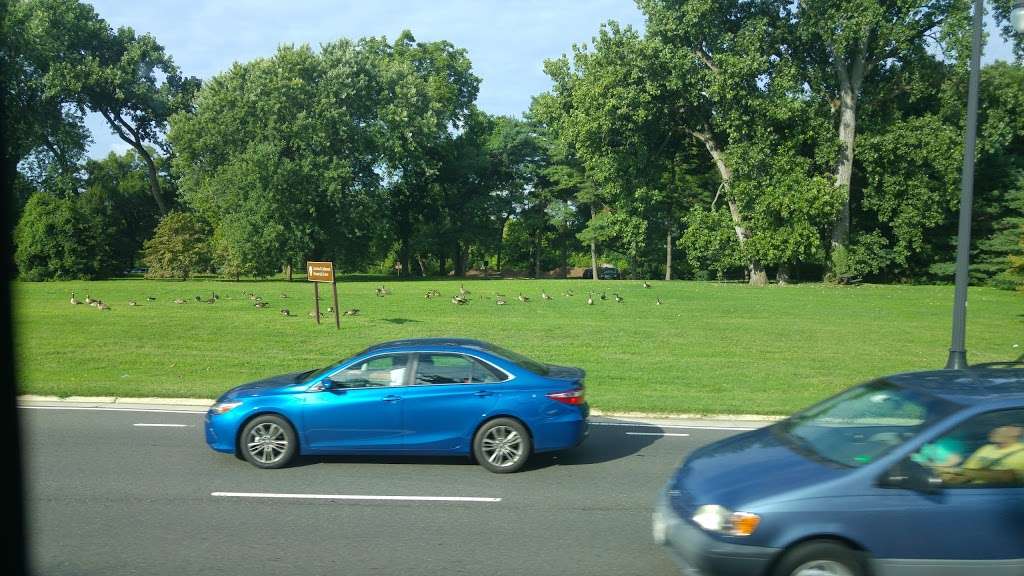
[937, 425, 1024, 486]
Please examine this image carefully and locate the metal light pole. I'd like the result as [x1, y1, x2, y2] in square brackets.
[946, 0, 1024, 369]
[945, 0, 985, 370]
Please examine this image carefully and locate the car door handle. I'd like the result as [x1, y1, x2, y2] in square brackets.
[383, 395, 402, 403]
[474, 391, 494, 397]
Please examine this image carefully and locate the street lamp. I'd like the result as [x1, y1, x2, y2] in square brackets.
[1013, 1, 1024, 34]
[946, 0, 1022, 369]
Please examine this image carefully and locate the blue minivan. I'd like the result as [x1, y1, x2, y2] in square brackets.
[653, 367, 1024, 576]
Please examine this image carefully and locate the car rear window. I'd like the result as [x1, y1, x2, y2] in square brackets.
[480, 344, 549, 376]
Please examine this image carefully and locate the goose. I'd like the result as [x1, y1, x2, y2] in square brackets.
[656, 297, 663, 305]
[326, 306, 334, 313]
[70, 292, 81, 305]
[97, 302, 111, 311]
[280, 309, 293, 317]
[587, 293, 594, 305]
[254, 301, 269, 308]
[614, 293, 624, 303]
[194, 295, 202, 302]
[343, 309, 360, 316]
[308, 311, 326, 318]
[496, 296, 507, 306]
[84, 295, 95, 305]
[452, 295, 468, 305]
[541, 291, 552, 300]
[204, 296, 216, 304]
[643, 281, 651, 289]
[279, 293, 288, 299]
[459, 284, 470, 296]
[425, 291, 434, 299]
[431, 289, 442, 297]
[128, 299, 138, 307]
[146, 296, 157, 301]
[518, 293, 530, 303]
[174, 298, 186, 305]
[89, 300, 100, 308]
[212, 292, 219, 300]
[600, 292, 607, 301]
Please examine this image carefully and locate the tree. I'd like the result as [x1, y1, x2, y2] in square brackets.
[14, 193, 102, 280]
[171, 42, 386, 277]
[142, 211, 211, 280]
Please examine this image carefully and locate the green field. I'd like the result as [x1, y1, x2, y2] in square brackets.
[12, 278, 1023, 415]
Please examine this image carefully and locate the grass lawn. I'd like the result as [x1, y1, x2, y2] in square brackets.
[12, 278, 1023, 415]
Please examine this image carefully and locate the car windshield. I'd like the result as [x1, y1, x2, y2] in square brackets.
[481, 343, 550, 376]
[775, 380, 960, 468]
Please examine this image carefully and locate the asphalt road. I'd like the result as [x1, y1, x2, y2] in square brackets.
[21, 405, 761, 576]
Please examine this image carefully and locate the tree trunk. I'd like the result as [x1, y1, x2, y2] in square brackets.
[691, 128, 767, 285]
[416, 254, 427, 277]
[399, 239, 412, 278]
[99, 109, 168, 216]
[454, 241, 465, 277]
[831, 45, 866, 250]
[533, 234, 541, 278]
[286, 264, 292, 282]
[665, 230, 673, 281]
[438, 248, 447, 277]
[590, 203, 599, 281]
[496, 216, 507, 273]
[560, 235, 568, 279]
[776, 264, 790, 286]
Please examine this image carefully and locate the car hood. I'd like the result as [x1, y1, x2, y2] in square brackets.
[670, 426, 848, 513]
[545, 364, 585, 383]
[220, 370, 312, 400]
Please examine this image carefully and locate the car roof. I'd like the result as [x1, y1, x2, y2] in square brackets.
[362, 338, 495, 354]
[885, 368, 1024, 404]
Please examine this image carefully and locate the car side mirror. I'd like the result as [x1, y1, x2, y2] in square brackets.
[309, 380, 334, 392]
[880, 459, 943, 494]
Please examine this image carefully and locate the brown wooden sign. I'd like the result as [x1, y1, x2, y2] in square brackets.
[306, 261, 335, 283]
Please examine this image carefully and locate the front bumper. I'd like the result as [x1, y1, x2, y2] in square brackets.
[653, 491, 778, 576]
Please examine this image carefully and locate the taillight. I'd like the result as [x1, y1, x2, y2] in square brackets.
[546, 388, 585, 405]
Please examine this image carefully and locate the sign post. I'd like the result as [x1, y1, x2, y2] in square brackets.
[307, 261, 339, 329]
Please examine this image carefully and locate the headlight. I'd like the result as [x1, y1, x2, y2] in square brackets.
[209, 401, 242, 415]
[692, 505, 761, 537]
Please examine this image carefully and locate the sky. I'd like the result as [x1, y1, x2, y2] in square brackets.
[83, 0, 1017, 159]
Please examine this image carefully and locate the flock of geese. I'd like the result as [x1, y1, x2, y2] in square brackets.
[419, 281, 664, 306]
[68, 281, 664, 316]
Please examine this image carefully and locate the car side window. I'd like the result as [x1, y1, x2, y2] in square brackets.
[414, 353, 505, 385]
[328, 354, 408, 388]
[911, 409, 1024, 488]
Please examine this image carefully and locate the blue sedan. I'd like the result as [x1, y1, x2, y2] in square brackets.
[654, 366, 1024, 575]
[205, 338, 589, 472]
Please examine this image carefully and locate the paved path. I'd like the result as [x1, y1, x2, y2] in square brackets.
[22, 403, 768, 576]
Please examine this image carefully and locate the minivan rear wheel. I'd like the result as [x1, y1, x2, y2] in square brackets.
[773, 541, 866, 576]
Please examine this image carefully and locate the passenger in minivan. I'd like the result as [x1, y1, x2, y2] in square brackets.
[938, 425, 1024, 486]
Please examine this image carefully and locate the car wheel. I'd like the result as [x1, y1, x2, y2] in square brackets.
[473, 418, 531, 473]
[773, 541, 866, 576]
[239, 415, 297, 469]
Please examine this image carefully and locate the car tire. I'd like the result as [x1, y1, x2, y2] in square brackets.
[239, 414, 298, 469]
[473, 418, 531, 474]
[773, 541, 867, 576]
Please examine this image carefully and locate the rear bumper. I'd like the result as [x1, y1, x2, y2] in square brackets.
[531, 409, 588, 452]
[653, 491, 778, 576]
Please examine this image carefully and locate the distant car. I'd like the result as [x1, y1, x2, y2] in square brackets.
[582, 265, 620, 280]
[205, 338, 589, 472]
[653, 366, 1024, 576]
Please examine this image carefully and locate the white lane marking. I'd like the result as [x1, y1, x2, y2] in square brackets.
[590, 422, 755, 431]
[626, 432, 690, 437]
[133, 423, 192, 428]
[20, 406, 206, 415]
[211, 492, 501, 503]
